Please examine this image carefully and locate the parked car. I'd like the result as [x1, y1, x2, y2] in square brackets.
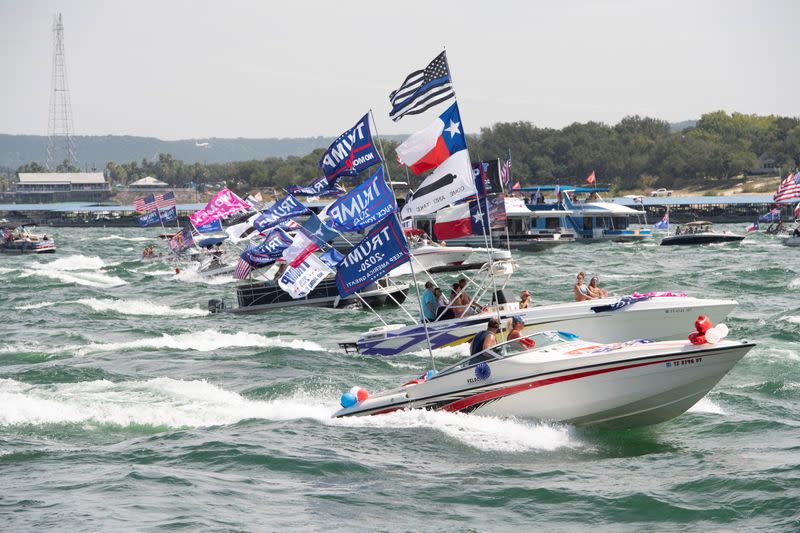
[651, 188, 673, 197]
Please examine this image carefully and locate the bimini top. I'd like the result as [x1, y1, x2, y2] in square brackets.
[570, 201, 645, 216]
[684, 221, 713, 226]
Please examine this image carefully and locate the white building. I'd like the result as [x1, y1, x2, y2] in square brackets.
[14, 172, 110, 202]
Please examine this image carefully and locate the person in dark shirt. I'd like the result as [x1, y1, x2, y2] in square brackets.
[469, 317, 501, 363]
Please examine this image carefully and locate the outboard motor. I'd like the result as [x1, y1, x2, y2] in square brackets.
[208, 299, 225, 314]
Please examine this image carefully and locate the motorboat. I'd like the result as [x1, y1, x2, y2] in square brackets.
[389, 231, 476, 275]
[333, 330, 754, 429]
[344, 292, 737, 356]
[784, 228, 800, 246]
[196, 252, 236, 279]
[560, 191, 652, 242]
[208, 276, 409, 314]
[661, 221, 745, 246]
[1, 225, 56, 254]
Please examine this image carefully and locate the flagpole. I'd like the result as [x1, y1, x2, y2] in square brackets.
[441, 49, 504, 329]
[369, 108, 437, 370]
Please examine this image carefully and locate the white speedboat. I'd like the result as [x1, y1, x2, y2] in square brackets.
[334, 331, 754, 428]
[784, 230, 800, 247]
[390, 241, 476, 276]
[346, 294, 737, 356]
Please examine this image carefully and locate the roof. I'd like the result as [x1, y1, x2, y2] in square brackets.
[571, 202, 645, 215]
[611, 194, 779, 206]
[518, 186, 610, 193]
[130, 176, 169, 186]
[684, 221, 713, 226]
[18, 172, 106, 184]
[0, 202, 206, 213]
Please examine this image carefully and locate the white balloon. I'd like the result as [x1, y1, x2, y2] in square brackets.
[350, 386, 361, 395]
[716, 323, 729, 339]
[705, 327, 722, 344]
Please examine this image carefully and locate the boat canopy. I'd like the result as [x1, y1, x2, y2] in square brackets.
[684, 221, 713, 226]
[517, 186, 610, 193]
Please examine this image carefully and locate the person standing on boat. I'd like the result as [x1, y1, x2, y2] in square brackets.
[469, 317, 501, 361]
[421, 281, 438, 322]
[574, 272, 592, 301]
[434, 287, 451, 320]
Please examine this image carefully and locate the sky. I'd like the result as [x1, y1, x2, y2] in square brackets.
[1, 0, 798, 140]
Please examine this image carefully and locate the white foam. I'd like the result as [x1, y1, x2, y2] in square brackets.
[97, 235, 152, 242]
[789, 277, 800, 289]
[24, 254, 126, 288]
[76, 298, 208, 317]
[14, 301, 58, 310]
[174, 266, 235, 285]
[688, 397, 726, 415]
[0, 267, 17, 274]
[781, 315, 800, 324]
[0, 378, 579, 451]
[77, 329, 325, 355]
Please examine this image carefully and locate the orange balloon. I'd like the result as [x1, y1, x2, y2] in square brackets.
[356, 388, 369, 402]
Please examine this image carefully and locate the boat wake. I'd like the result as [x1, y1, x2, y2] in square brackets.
[23, 255, 126, 288]
[76, 329, 325, 355]
[687, 397, 726, 415]
[75, 298, 209, 318]
[174, 267, 236, 285]
[0, 378, 579, 452]
[14, 301, 58, 310]
[97, 235, 152, 242]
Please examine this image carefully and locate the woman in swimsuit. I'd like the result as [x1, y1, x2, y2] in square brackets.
[574, 271, 592, 301]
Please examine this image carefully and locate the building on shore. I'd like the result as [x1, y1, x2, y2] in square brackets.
[127, 176, 171, 191]
[11, 172, 111, 203]
[611, 194, 786, 222]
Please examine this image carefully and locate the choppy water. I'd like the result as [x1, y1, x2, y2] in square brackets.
[2, 226, 799, 531]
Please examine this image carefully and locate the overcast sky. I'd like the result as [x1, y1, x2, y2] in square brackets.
[1, 0, 797, 140]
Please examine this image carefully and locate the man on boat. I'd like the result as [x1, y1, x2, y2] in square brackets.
[469, 317, 501, 363]
[421, 281, 438, 322]
[507, 316, 536, 349]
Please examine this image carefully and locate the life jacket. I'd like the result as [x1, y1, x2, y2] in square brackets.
[470, 330, 489, 355]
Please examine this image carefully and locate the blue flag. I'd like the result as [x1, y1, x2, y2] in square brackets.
[320, 247, 344, 269]
[138, 210, 161, 227]
[335, 216, 410, 297]
[253, 194, 310, 232]
[319, 113, 382, 181]
[326, 167, 397, 231]
[158, 205, 177, 223]
[302, 212, 339, 247]
[195, 219, 222, 233]
[758, 208, 781, 223]
[288, 175, 346, 197]
[241, 228, 293, 268]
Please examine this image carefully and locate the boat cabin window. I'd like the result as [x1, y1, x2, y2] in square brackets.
[612, 216, 628, 229]
[545, 217, 561, 230]
[437, 331, 571, 377]
[509, 218, 525, 234]
[583, 217, 593, 230]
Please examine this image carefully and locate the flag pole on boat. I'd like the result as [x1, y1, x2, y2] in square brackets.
[369, 108, 437, 370]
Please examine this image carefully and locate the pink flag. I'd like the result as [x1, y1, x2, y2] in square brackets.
[189, 188, 251, 227]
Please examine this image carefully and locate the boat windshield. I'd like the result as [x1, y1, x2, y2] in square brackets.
[437, 331, 576, 377]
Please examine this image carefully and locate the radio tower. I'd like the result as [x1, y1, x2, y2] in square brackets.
[46, 13, 77, 170]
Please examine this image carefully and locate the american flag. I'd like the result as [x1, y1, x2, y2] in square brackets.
[133, 194, 157, 213]
[156, 191, 176, 209]
[500, 158, 512, 189]
[389, 51, 454, 122]
[774, 172, 800, 202]
[233, 257, 252, 280]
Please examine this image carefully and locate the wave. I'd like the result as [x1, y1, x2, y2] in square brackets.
[0, 378, 578, 451]
[23, 254, 127, 288]
[14, 301, 58, 310]
[173, 267, 236, 285]
[97, 235, 152, 242]
[789, 277, 800, 289]
[76, 298, 208, 318]
[688, 397, 726, 415]
[77, 329, 325, 355]
[0, 267, 17, 274]
[780, 315, 800, 324]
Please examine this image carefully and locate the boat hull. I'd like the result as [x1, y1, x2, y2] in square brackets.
[661, 234, 745, 246]
[355, 296, 737, 356]
[334, 340, 754, 429]
[783, 236, 800, 247]
[0, 241, 56, 254]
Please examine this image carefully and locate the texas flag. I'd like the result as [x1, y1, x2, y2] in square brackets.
[433, 203, 472, 240]
[396, 102, 467, 175]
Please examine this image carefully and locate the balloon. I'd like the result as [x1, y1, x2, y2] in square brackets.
[689, 332, 706, 345]
[349, 386, 360, 395]
[705, 327, 722, 344]
[695, 315, 713, 334]
[356, 388, 369, 402]
[425, 370, 438, 380]
[340, 392, 357, 408]
[716, 323, 729, 339]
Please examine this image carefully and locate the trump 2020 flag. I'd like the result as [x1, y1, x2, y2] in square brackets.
[253, 194, 310, 232]
[242, 228, 293, 268]
[320, 247, 344, 269]
[138, 210, 161, 227]
[278, 253, 332, 299]
[158, 204, 177, 224]
[189, 187, 251, 227]
[335, 216, 410, 297]
[319, 113, 382, 181]
[401, 150, 477, 218]
[195, 219, 223, 233]
[288, 175, 346, 197]
[326, 167, 397, 232]
[396, 102, 466, 175]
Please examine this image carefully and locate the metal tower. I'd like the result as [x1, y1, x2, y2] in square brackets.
[46, 13, 77, 170]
